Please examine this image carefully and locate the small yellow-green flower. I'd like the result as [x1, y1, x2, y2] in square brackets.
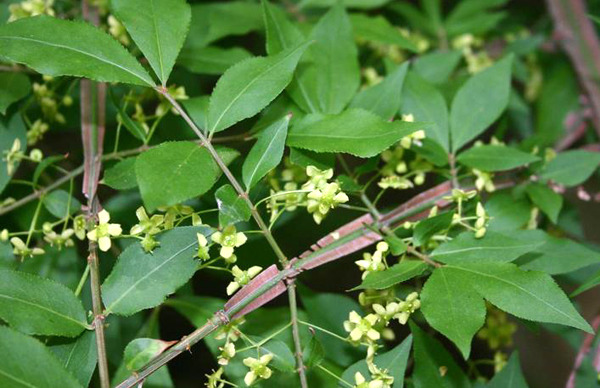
[344, 311, 381, 343]
[43, 228, 74, 249]
[8, 0, 55, 22]
[474, 202, 487, 239]
[473, 169, 495, 192]
[394, 292, 421, 325]
[378, 175, 413, 190]
[130, 206, 164, 236]
[4, 138, 23, 176]
[226, 265, 262, 296]
[87, 210, 122, 252]
[10, 237, 44, 258]
[306, 182, 349, 224]
[0, 229, 8, 242]
[217, 342, 236, 366]
[196, 233, 210, 261]
[303, 165, 333, 190]
[73, 214, 87, 240]
[355, 242, 388, 279]
[108, 15, 130, 45]
[243, 354, 273, 386]
[205, 367, 225, 388]
[211, 226, 247, 259]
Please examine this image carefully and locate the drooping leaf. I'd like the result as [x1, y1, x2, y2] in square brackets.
[112, 0, 190, 85]
[421, 267, 486, 359]
[0, 114, 26, 194]
[135, 142, 238, 211]
[215, 184, 252, 227]
[0, 269, 88, 337]
[540, 150, 600, 187]
[123, 338, 174, 372]
[102, 158, 138, 190]
[456, 145, 539, 171]
[0, 16, 154, 86]
[287, 109, 421, 158]
[431, 230, 544, 264]
[487, 352, 529, 388]
[517, 230, 600, 275]
[102, 227, 212, 316]
[401, 71, 449, 151]
[207, 41, 310, 133]
[287, 5, 360, 114]
[42, 189, 81, 218]
[413, 50, 462, 85]
[411, 322, 471, 388]
[186, 2, 263, 49]
[352, 261, 427, 290]
[242, 115, 289, 190]
[178, 46, 252, 75]
[413, 212, 453, 247]
[445, 262, 592, 332]
[303, 336, 325, 368]
[0, 326, 82, 388]
[525, 183, 563, 223]
[350, 62, 409, 119]
[349, 13, 417, 51]
[450, 55, 513, 151]
[0, 72, 30, 114]
[340, 335, 412, 388]
[50, 330, 97, 387]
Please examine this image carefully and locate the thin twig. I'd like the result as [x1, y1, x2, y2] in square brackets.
[157, 88, 308, 388]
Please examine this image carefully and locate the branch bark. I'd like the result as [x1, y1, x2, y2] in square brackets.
[546, 0, 600, 137]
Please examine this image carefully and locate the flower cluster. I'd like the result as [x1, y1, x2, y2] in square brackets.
[303, 166, 349, 224]
[8, 0, 55, 22]
[452, 33, 493, 74]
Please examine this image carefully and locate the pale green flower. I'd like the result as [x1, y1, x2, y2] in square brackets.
[212, 226, 247, 259]
[226, 265, 262, 296]
[217, 342, 236, 366]
[87, 210, 122, 252]
[73, 214, 87, 240]
[243, 354, 273, 386]
[306, 182, 349, 224]
[205, 367, 225, 388]
[378, 175, 413, 190]
[130, 206, 164, 236]
[10, 237, 44, 258]
[343, 311, 381, 343]
[303, 165, 334, 190]
[43, 228, 74, 249]
[473, 169, 495, 192]
[4, 138, 23, 176]
[108, 15, 130, 45]
[196, 233, 210, 261]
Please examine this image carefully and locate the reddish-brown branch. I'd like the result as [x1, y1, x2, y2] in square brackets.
[566, 314, 600, 388]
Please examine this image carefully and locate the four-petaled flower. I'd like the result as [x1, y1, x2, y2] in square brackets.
[227, 265, 262, 296]
[130, 206, 164, 236]
[344, 311, 381, 343]
[211, 226, 247, 259]
[10, 237, 44, 258]
[86, 210, 122, 252]
[243, 354, 273, 386]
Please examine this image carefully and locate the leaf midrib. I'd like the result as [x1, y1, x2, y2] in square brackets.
[244, 120, 286, 188]
[0, 36, 152, 86]
[0, 294, 85, 329]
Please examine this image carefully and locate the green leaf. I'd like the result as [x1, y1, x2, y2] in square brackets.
[450, 55, 513, 151]
[255, 338, 296, 373]
[183, 96, 209, 131]
[187, 2, 263, 49]
[456, 145, 540, 171]
[50, 331, 97, 387]
[413, 50, 462, 85]
[540, 150, 600, 187]
[421, 266, 486, 359]
[108, 88, 146, 141]
[340, 335, 412, 388]
[300, 0, 391, 9]
[571, 268, 600, 296]
[178, 46, 252, 75]
[487, 352, 529, 388]
[112, 0, 190, 85]
[446, 262, 593, 333]
[42, 189, 81, 218]
[411, 322, 471, 388]
[352, 261, 427, 290]
[0, 72, 30, 114]
[401, 71, 449, 151]
[263, 0, 305, 56]
[525, 183, 563, 223]
[0, 269, 88, 337]
[0, 114, 26, 194]
[349, 13, 417, 51]
[243, 115, 289, 190]
[0, 16, 154, 86]
[288, 5, 359, 114]
[289, 148, 335, 170]
[350, 63, 409, 119]
[102, 226, 211, 315]
[431, 230, 544, 264]
[287, 109, 421, 158]
[485, 191, 531, 231]
[413, 212, 453, 247]
[517, 230, 600, 275]
[123, 338, 173, 371]
[0, 326, 82, 388]
[215, 184, 252, 227]
[386, 234, 408, 255]
[103, 158, 138, 190]
[207, 41, 310, 133]
[303, 336, 325, 368]
[135, 141, 238, 212]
